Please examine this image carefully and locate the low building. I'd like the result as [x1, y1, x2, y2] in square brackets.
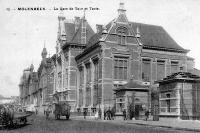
[156, 72, 200, 120]
[114, 79, 150, 120]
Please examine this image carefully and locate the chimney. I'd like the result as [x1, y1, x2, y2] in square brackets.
[75, 16, 80, 32]
[135, 26, 141, 38]
[96, 24, 103, 33]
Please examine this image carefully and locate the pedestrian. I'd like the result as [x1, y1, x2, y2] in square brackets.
[94, 111, 98, 120]
[46, 108, 50, 120]
[111, 107, 115, 120]
[107, 108, 111, 120]
[98, 109, 101, 120]
[123, 109, 127, 120]
[83, 109, 87, 119]
[104, 109, 106, 120]
[145, 110, 150, 121]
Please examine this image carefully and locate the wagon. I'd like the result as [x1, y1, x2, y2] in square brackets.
[53, 101, 71, 120]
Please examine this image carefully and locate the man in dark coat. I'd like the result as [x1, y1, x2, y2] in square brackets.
[123, 109, 127, 120]
[145, 110, 150, 121]
[83, 109, 87, 119]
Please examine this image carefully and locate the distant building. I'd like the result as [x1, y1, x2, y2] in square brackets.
[156, 72, 200, 120]
[19, 47, 54, 112]
[19, 64, 37, 107]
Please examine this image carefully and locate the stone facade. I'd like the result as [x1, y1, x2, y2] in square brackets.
[157, 72, 200, 120]
[19, 47, 54, 113]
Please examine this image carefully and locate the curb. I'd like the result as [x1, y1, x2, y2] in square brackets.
[126, 122, 200, 132]
[72, 116, 200, 132]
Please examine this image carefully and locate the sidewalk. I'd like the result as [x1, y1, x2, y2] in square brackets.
[72, 115, 200, 132]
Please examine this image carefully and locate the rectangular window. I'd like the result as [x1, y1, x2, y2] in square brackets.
[142, 58, 151, 82]
[171, 61, 179, 74]
[79, 67, 84, 85]
[94, 61, 99, 81]
[86, 64, 91, 83]
[157, 60, 165, 80]
[114, 57, 128, 80]
[58, 72, 62, 88]
[118, 35, 126, 45]
[65, 69, 68, 88]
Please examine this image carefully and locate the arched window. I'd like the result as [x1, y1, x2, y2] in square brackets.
[116, 26, 128, 45]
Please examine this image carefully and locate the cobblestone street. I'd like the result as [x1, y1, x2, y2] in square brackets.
[0, 114, 197, 133]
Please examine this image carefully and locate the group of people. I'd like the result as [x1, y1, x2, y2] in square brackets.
[104, 108, 115, 120]
[44, 107, 52, 120]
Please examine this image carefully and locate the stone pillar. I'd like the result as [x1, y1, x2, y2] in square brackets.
[90, 59, 95, 112]
[100, 56, 104, 119]
[76, 67, 80, 110]
[82, 63, 86, 108]
[166, 59, 171, 76]
[151, 58, 157, 83]
[177, 83, 181, 119]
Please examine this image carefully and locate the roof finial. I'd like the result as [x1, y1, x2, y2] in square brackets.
[83, 8, 86, 20]
[118, 2, 126, 15]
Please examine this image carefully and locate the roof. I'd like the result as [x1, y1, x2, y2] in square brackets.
[115, 80, 149, 92]
[86, 32, 102, 48]
[156, 72, 200, 84]
[80, 21, 188, 55]
[64, 23, 75, 42]
[131, 22, 187, 52]
[188, 68, 200, 77]
[71, 20, 94, 44]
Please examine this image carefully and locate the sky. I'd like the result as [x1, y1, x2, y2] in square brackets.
[0, 0, 200, 97]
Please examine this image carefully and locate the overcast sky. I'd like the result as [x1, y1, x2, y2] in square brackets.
[0, 0, 200, 97]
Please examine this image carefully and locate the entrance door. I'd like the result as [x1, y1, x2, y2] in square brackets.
[135, 104, 142, 120]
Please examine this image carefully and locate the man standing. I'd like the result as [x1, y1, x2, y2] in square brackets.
[145, 110, 150, 121]
[123, 109, 127, 120]
[83, 109, 87, 119]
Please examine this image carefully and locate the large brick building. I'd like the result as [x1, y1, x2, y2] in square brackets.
[52, 2, 195, 115]
[19, 3, 198, 117]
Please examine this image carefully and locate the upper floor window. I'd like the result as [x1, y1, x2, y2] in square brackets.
[142, 58, 151, 82]
[157, 60, 165, 80]
[116, 26, 128, 45]
[79, 67, 84, 85]
[94, 61, 99, 81]
[114, 57, 128, 80]
[58, 72, 62, 88]
[171, 61, 179, 74]
[86, 63, 91, 83]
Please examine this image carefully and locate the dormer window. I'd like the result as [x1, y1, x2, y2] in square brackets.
[116, 26, 128, 45]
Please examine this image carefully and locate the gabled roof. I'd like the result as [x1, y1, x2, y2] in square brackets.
[131, 22, 188, 53]
[156, 72, 200, 84]
[80, 21, 188, 55]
